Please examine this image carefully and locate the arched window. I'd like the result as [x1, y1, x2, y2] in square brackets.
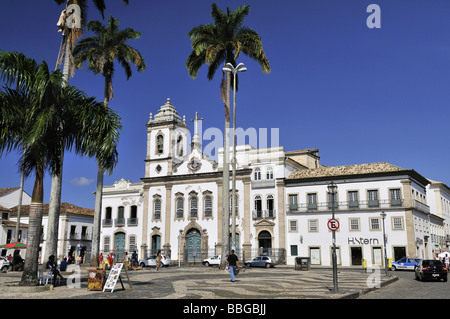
[266, 195, 274, 218]
[190, 196, 198, 218]
[254, 168, 261, 180]
[103, 236, 110, 253]
[266, 167, 274, 180]
[204, 195, 212, 217]
[129, 235, 137, 252]
[154, 199, 161, 220]
[229, 194, 238, 216]
[156, 134, 164, 154]
[176, 197, 184, 219]
[254, 195, 262, 218]
[105, 207, 112, 219]
[177, 135, 183, 157]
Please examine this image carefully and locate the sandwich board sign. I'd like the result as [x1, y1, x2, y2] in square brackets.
[103, 262, 132, 293]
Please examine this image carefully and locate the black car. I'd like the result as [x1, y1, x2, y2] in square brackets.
[415, 259, 448, 282]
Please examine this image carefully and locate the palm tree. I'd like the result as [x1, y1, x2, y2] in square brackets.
[44, 0, 129, 263]
[0, 51, 120, 285]
[72, 15, 146, 266]
[186, 3, 270, 268]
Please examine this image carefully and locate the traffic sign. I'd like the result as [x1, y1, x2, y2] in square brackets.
[327, 219, 339, 231]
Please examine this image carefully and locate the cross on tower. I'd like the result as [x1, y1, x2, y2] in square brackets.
[191, 112, 203, 136]
[190, 112, 203, 150]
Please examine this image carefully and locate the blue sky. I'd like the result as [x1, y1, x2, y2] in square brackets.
[1, 0, 449, 209]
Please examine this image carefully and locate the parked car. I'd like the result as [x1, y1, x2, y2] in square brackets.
[391, 258, 422, 271]
[415, 259, 448, 282]
[244, 256, 275, 268]
[0, 256, 9, 271]
[203, 255, 221, 267]
[139, 254, 171, 267]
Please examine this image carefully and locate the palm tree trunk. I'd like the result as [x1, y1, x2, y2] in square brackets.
[20, 165, 44, 286]
[90, 165, 104, 267]
[220, 71, 231, 269]
[45, 150, 64, 263]
[14, 168, 24, 243]
[45, 38, 71, 264]
[90, 77, 111, 267]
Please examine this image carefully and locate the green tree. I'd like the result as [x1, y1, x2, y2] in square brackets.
[0, 51, 121, 285]
[72, 15, 146, 266]
[44, 0, 129, 264]
[186, 3, 270, 268]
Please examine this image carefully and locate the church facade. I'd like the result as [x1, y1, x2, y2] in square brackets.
[100, 98, 450, 267]
[100, 98, 309, 263]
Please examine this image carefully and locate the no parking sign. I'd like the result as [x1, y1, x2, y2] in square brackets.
[327, 219, 339, 231]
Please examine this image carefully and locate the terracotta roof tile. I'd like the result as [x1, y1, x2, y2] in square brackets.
[287, 162, 405, 180]
[10, 202, 94, 217]
[0, 187, 19, 197]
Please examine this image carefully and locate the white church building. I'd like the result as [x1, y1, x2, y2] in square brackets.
[99, 98, 449, 267]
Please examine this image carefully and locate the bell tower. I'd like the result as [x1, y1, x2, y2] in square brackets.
[145, 98, 189, 178]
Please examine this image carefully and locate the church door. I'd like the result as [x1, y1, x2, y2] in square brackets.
[258, 231, 272, 255]
[114, 232, 126, 258]
[186, 229, 201, 262]
[151, 235, 161, 255]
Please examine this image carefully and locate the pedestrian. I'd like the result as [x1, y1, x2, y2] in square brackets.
[60, 257, 68, 271]
[226, 250, 239, 282]
[156, 250, 162, 271]
[99, 252, 103, 266]
[445, 254, 450, 271]
[132, 250, 138, 268]
[107, 253, 114, 269]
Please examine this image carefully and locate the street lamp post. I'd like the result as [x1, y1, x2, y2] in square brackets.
[381, 211, 389, 276]
[222, 62, 247, 252]
[327, 182, 338, 292]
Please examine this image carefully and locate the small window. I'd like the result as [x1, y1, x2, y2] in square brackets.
[349, 218, 359, 231]
[309, 219, 318, 232]
[370, 218, 380, 230]
[289, 220, 298, 232]
[393, 217, 404, 230]
[290, 245, 298, 256]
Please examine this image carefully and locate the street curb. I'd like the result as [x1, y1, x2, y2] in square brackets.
[342, 275, 399, 299]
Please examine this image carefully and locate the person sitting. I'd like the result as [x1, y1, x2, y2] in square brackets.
[45, 255, 64, 284]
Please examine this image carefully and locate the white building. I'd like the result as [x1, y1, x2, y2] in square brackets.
[9, 202, 94, 263]
[0, 188, 31, 257]
[284, 162, 432, 267]
[99, 98, 449, 267]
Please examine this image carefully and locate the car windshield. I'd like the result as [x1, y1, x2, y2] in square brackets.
[423, 260, 444, 266]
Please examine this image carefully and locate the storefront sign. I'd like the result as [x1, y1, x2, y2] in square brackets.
[348, 237, 380, 245]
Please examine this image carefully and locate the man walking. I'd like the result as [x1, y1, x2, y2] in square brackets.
[226, 250, 239, 282]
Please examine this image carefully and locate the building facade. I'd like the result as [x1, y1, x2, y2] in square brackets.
[99, 98, 449, 268]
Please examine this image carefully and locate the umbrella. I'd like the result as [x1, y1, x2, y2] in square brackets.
[0, 242, 26, 249]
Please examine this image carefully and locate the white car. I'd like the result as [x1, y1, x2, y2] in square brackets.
[203, 255, 221, 267]
[0, 256, 10, 271]
[139, 254, 171, 267]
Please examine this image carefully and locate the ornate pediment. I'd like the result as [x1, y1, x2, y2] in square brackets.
[254, 219, 276, 227]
